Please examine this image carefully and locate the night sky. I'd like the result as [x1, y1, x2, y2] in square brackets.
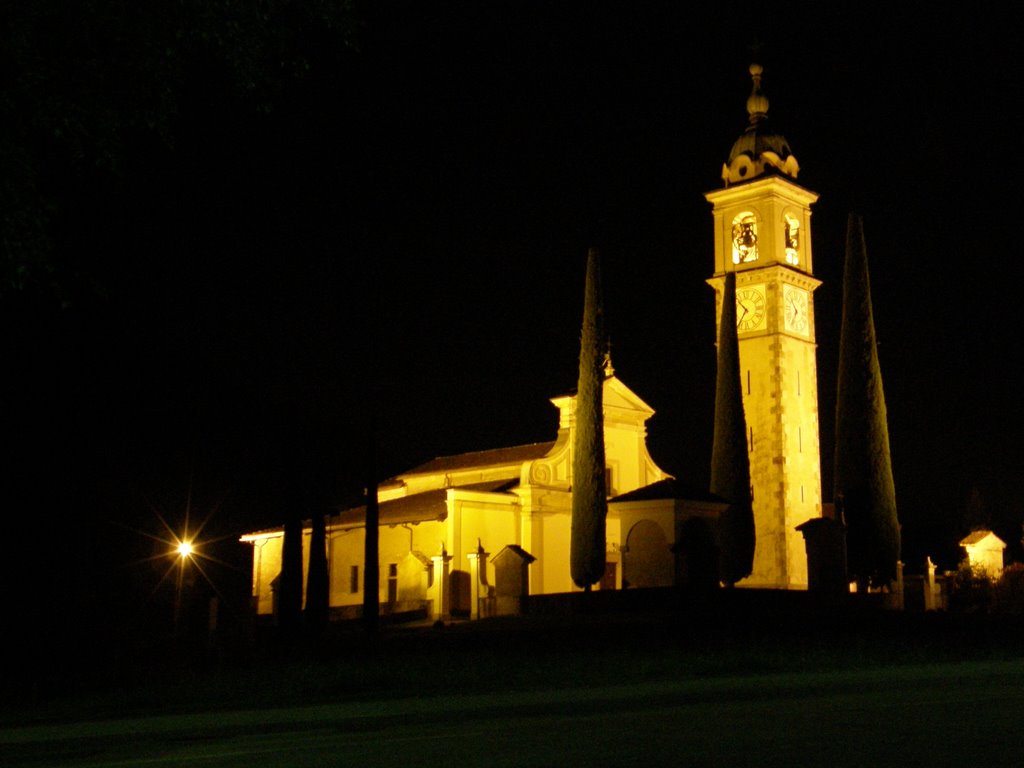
[5, 3, 1021, 655]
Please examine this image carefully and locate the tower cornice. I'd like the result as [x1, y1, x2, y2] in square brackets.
[705, 174, 818, 208]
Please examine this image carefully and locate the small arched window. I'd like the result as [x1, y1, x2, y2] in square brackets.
[731, 212, 759, 264]
[784, 214, 800, 266]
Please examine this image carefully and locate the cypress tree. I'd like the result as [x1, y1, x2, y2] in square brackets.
[304, 509, 329, 633]
[363, 434, 380, 633]
[834, 213, 900, 589]
[963, 486, 989, 533]
[278, 509, 303, 636]
[710, 270, 755, 586]
[570, 247, 608, 589]
[363, 261, 382, 633]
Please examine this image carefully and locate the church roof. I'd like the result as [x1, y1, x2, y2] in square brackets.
[610, 478, 724, 504]
[397, 442, 556, 478]
[241, 479, 520, 538]
[727, 126, 793, 169]
[960, 530, 1006, 547]
[334, 489, 449, 528]
[332, 479, 519, 529]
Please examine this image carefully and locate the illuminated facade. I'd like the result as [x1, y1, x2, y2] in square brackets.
[706, 64, 823, 588]
[241, 372, 725, 618]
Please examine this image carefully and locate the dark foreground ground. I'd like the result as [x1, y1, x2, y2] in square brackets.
[4, 589, 1024, 766]
[6, 658, 1024, 767]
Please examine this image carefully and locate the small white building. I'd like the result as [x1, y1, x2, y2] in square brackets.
[960, 530, 1006, 579]
[240, 372, 726, 619]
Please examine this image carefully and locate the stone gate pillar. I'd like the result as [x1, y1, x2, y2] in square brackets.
[924, 556, 938, 611]
[492, 545, 535, 616]
[430, 544, 453, 620]
[795, 517, 847, 598]
[466, 540, 492, 620]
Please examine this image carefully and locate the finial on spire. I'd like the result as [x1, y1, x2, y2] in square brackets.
[746, 63, 769, 127]
[603, 339, 614, 378]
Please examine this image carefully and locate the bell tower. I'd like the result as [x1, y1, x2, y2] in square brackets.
[705, 64, 823, 588]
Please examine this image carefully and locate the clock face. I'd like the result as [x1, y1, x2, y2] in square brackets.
[736, 285, 766, 332]
[783, 284, 809, 335]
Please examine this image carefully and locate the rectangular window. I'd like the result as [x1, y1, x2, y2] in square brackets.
[748, 427, 754, 453]
[798, 426, 803, 452]
[604, 467, 614, 496]
[801, 485, 805, 503]
[746, 370, 751, 395]
[349, 565, 359, 594]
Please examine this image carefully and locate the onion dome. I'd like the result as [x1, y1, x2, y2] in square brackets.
[722, 63, 800, 186]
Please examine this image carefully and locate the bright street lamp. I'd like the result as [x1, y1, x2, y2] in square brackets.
[173, 539, 193, 635]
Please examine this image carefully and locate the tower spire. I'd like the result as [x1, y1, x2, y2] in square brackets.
[721, 63, 799, 186]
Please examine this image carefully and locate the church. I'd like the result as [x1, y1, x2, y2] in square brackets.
[240, 63, 826, 618]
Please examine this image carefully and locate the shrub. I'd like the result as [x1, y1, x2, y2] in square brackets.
[993, 563, 1024, 615]
[947, 563, 992, 614]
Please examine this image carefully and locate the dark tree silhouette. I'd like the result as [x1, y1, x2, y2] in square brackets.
[278, 510, 304, 636]
[677, 517, 720, 591]
[710, 270, 754, 586]
[571, 247, 608, 589]
[963, 486, 990, 534]
[363, 435, 380, 633]
[2, 1, 360, 300]
[834, 213, 900, 589]
[305, 509, 329, 633]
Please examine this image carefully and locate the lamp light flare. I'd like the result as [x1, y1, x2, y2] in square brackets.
[177, 540, 193, 558]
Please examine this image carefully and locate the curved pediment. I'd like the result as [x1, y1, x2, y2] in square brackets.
[531, 375, 669, 495]
[550, 375, 655, 430]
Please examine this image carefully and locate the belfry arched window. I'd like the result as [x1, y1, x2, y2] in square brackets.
[784, 214, 800, 266]
[731, 212, 759, 264]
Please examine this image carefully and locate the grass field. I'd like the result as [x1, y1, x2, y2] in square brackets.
[7, 588, 1024, 725]
[5, 591, 1024, 766]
